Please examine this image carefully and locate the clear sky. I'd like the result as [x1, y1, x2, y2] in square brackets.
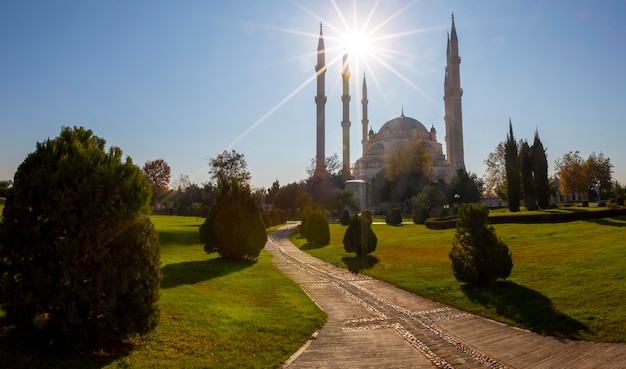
[2, 0, 625, 190]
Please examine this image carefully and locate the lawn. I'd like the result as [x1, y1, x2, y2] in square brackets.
[292, 217, 626, 343]
[0, 215, 326, 368]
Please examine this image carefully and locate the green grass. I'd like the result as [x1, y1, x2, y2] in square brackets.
[0, 215, 326, 368]
[292, 217, 626, 343]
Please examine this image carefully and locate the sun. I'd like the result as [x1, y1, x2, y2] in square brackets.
[343, 29, 374, 64]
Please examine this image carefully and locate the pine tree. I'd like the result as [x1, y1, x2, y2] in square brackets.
[449, 204, 513, 286]
[0, 127, 161, 350]
[199, 179, 266, 260]
[505, 120, 521, 212]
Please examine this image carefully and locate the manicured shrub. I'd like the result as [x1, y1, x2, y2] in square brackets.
[343, 213, 377, 257]
[362, 210, 373, 224]
[262, 212, 271, 228]
[199, 179, 266, 261]
[340, 209, 350, 226]
[413, 208, 429, 224]
[269, 209, 282, 226]
[385, 208, 402, 225]
[305, 210, 330, 245]
[449, 203, 513, 286]
[0, 127, 161, 350]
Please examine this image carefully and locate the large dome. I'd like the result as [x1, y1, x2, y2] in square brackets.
[378, 115, 428, 133]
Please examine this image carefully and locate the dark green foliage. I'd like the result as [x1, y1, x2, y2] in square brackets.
[0, 126, 161, 350]
[449, 204, 513, 286]
[304, 210, 330, 245]
[199, 179, 266, 260]
[447, 167, 483, 204]
[531, 130, 550, 209]
[505, 121, 521, 212]
[386, 208, 402, 225]
[362, 210, 373, 224]
[413, 208, 429, 224]
[0, 179, 11, 198]
[340, 209, 350, 226]
[519, 141, 537, 210]
[343, 214, 377, 256]
[299, 212, 310, 236]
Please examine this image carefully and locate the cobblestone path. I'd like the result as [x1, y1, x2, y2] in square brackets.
[265, 225, 626, 369]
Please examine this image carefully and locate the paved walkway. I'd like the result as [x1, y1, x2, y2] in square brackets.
[265, 225, 626, 369]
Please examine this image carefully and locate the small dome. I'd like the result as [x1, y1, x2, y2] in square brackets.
[379, 115, 428, 133]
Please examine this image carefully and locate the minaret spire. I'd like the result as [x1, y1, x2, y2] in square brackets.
[361, 73, 369, 155]
[341, 49, 351, 180]
[315, 22, 327, 177]
[444, 13, 465, 176]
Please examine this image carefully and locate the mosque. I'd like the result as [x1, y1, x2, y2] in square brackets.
[314, 14, 465, 192]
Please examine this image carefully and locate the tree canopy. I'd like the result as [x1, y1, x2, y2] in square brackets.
[209, 150, 251, 186]
[142, 159, 171, 200]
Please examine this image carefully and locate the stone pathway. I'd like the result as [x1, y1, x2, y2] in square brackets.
[264, 225, 626, 369]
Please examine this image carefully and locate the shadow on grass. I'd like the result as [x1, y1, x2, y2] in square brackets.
[0, 315, 133, 368]
[584, 217, 626, 227]
[161, 258, 255, 289]
[462, 281, 588, 339]
[300, 242, 326, 250]
[158, 230, 200, 247]
[341, 255, 380, 274]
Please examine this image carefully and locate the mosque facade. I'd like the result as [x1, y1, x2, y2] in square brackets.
[314, 15, 465, 184]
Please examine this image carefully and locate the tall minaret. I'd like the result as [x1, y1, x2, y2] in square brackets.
[361, 73, 369, 156]
[341, 49, 351, 180]
[315, 23, 327, 177]
[444, 13, 465, 175]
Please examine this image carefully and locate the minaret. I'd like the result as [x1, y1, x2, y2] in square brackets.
[361, 73, 369, 156]
[341, 49, 351, 180]
[315, 23, 327, 178]
[444, 13, 465, 175]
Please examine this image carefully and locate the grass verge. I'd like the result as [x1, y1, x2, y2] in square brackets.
[0, 215, 326, 368]
[291, 217, 626, 343]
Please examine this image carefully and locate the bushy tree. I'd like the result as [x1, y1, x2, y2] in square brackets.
[449, 203, 512, 286]
[386, 208, 402, 225]
[199, 179, 266, 261]
[505, 120, 521, 211]
[209, 150, 251, 186]
[0, 179, 12, 198]
[483, 143, 507, 198]
[142, 159, 171, 203]
[447, 167, 483, 204]
[343, 213, 377, 257]
[0, 126, 161, 350]
[304, 210, 330, 245]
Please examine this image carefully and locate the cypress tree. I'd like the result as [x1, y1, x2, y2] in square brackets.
[532, 130, 550, 209]
[505, 120, 521, 212]
[519, 140, 537, 210]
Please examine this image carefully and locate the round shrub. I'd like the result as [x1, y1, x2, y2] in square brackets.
[343, 213, 377, 256]
[305, 210, 330, 245]
[0, 127, 161, 350]
[199, 179, 266, 261]
[449, 203, 513, 286]
[385, 208, 402, 225]
[413, 208, 429, 224]
[340, 209, 350, 226]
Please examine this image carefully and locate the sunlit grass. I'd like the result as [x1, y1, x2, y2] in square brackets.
[292, 218, 626, 343]
[0, 215, 326, 368]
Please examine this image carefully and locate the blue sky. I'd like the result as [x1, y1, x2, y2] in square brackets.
[1, 0, 625, 190]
